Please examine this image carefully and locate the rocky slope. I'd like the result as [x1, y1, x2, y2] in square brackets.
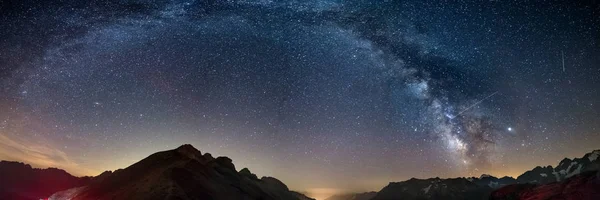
[48, 144, 302, 200]
[0, 161, 91, 200]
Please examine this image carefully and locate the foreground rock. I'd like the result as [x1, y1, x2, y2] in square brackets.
[49, 144, 303, 200]
[0, 161, 90, 200]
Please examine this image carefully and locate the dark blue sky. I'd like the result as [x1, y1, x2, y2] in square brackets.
[0, 0, 599, 197]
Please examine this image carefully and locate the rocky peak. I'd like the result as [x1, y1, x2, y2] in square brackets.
[176, 144, 203, 160]
[240, 168, 259, 180]
[480, 174, 494, 179]
[558, 158, 573, 168]
[585, 150, 600, 162]
[215, 156, 236, 171]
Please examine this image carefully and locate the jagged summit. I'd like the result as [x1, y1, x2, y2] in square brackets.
[176, 143, 200, 153]
[175, 144, 205, 160]
[371, 149, 600, 200]
[517, 149, 600, 184]
[480, 174, 493, 178]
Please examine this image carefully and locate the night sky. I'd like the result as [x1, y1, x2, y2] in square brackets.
[1, 0, 599, 199]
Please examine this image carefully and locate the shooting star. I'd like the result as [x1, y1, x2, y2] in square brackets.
[562, 51, 565, 72]
[447, 91, 499, 119]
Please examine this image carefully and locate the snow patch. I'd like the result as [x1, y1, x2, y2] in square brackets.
[49, 186, 86, 200]
[423, 185, 432, 194]
[559, 169, 567, 175]
[488, 181, 499, 188]
[552, 171, 561, 182]
[566, 162, 577, 174]
[540, 173, 547, 177]
[565, 164, 583, 178]
[589, 151, 599, 162]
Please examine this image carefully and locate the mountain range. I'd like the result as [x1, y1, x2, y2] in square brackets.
[1, 145, 598, 200]
[326, 149, 600, 200]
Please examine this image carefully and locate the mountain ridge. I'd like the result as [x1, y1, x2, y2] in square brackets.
[48, 144, 302, 200]
[366, 149, 600, 200]
[2, 147, 599, 200]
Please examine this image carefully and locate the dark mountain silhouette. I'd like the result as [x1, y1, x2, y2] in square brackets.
[491, 170, 600, 200]
[0, 161, 91, 200]
[324, 191, 377, 200]
[2, 146, 599, 200]
[367, 149, 600, 200]
[470, 174, 516, 188]
[370, 177, 493, 200]
[48, 144, 303, 200]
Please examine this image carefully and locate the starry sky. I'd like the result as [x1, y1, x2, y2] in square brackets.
[1, 0, 599, 199]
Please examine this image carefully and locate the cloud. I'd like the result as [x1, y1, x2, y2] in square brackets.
[0, 133, 95, 176]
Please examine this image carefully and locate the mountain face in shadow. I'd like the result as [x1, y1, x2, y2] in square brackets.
[48, 144, 302, 200]
[0, 161, 91, 200]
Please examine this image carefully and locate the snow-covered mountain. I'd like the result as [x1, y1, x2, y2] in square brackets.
[491, 170, 600, 200]
[517, 150, 600, 184]
[367, 149, 600, 200]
